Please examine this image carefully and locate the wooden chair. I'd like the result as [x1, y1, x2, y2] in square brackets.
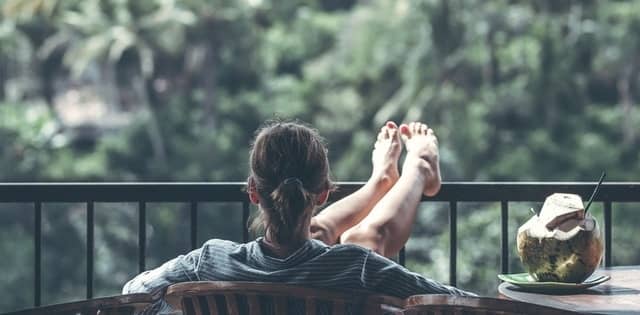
[398, 294, 581, 315]
[165, 281, 405, 315]
[2, 293, 152, 315]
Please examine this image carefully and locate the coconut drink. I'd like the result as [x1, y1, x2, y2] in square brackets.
[516, 193, 604, 283]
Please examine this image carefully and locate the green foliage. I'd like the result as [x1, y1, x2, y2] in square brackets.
[1, 0, 640, 310]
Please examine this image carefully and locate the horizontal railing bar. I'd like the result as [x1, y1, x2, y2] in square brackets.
[0, 182, 639, 202]
[0, 183, 251, 202]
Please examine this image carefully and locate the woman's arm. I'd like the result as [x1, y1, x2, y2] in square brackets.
[360, 250, 476, 298]
[310, 178, 393, 245]
[123, 248, 202, 314]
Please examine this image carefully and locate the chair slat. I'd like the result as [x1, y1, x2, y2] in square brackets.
[206, 296, 219, 315]
[332, 300, 346, 315]
[305, 297, 316, 315]
[224, 294, 240, 315]
[191, 296, 203, 315]
[246, 294, 262, 315]
[182, 297, 195, 315]
[273, 296, 287, 314]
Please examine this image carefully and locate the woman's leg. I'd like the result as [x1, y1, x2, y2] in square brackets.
[310, 122, 402, 245]
[339, 122, 441, 257]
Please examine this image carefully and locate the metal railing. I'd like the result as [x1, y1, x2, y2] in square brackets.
[1, 181, 639, 307]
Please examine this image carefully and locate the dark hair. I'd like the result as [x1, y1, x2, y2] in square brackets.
[249, 121, 334, 245]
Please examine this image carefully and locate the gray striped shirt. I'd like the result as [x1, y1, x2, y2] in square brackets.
[123, 238, 474, 314]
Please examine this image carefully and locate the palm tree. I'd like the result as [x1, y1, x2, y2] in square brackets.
[13, 0, 199, 168]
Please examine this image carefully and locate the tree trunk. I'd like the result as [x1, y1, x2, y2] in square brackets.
[0, 57, 6, 100]
[202, 41, 217, 130]
[487, 28, 500, 86]
[100, 63, 120, 111]
[617, 58, 637, 145]
[38, 53, 65, 127]
[135, 73, 168, 173]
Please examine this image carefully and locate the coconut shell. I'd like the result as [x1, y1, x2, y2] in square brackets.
[517, 215, 603, 283]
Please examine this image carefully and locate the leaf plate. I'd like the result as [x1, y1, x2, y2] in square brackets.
[498, 273, 611, 293]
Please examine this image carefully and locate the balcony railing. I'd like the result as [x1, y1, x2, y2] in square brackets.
[1, 182, 639, 308]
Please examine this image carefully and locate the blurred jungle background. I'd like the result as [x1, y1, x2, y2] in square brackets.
[1, 0, 640, 311]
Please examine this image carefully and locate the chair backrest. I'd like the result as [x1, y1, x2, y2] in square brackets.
[400, 294, 581, 315]
[2, 293, 152, 315]
[165, 281, 405, 315]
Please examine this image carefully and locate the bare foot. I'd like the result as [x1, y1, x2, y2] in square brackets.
[400, 122, 442, 196]
[370, 121, 402, 190]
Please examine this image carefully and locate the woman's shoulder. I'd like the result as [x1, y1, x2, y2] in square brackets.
[202, 238, 241, 248]
[200, 238, 249, 255]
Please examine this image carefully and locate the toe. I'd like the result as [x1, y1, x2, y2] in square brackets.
[377, 128, 386, 142]
[386, 121, 398, 129]
[382, 126, 391, 139]
[389, 127, 400, 145]
[399, 124, 411, 140]
[420, 123, 428, 135]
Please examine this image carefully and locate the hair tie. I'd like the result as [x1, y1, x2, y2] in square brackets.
[283, 177, 303, 186]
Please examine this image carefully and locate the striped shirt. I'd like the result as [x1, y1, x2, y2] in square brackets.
[123, 238, 475, 314]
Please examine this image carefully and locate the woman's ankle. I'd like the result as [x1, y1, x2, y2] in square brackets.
[366, 172, 397, 195]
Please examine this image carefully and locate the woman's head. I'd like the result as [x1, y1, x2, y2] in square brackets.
[248, 121, 333, 245]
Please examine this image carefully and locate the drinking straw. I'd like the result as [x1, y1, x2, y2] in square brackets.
[584, 171, 606, 214]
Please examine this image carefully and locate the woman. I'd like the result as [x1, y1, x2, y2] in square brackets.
[123, 120, 474, 314]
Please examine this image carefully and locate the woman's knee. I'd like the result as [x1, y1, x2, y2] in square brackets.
[340, 223, 389, 256]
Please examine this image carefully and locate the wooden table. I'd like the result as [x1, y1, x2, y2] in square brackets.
[499, 266, 640, 315]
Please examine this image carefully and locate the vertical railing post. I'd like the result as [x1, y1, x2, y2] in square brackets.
[34, 202, 42, 307]
[190, 202, 198, 250]
[449, 201, 457, 287]
[86, 202, 94, 298]
[138, 202, 146, 273]
[501, 201, 509, 274]
[604, 201, 612, 267]
[242, 201, 250, 243]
